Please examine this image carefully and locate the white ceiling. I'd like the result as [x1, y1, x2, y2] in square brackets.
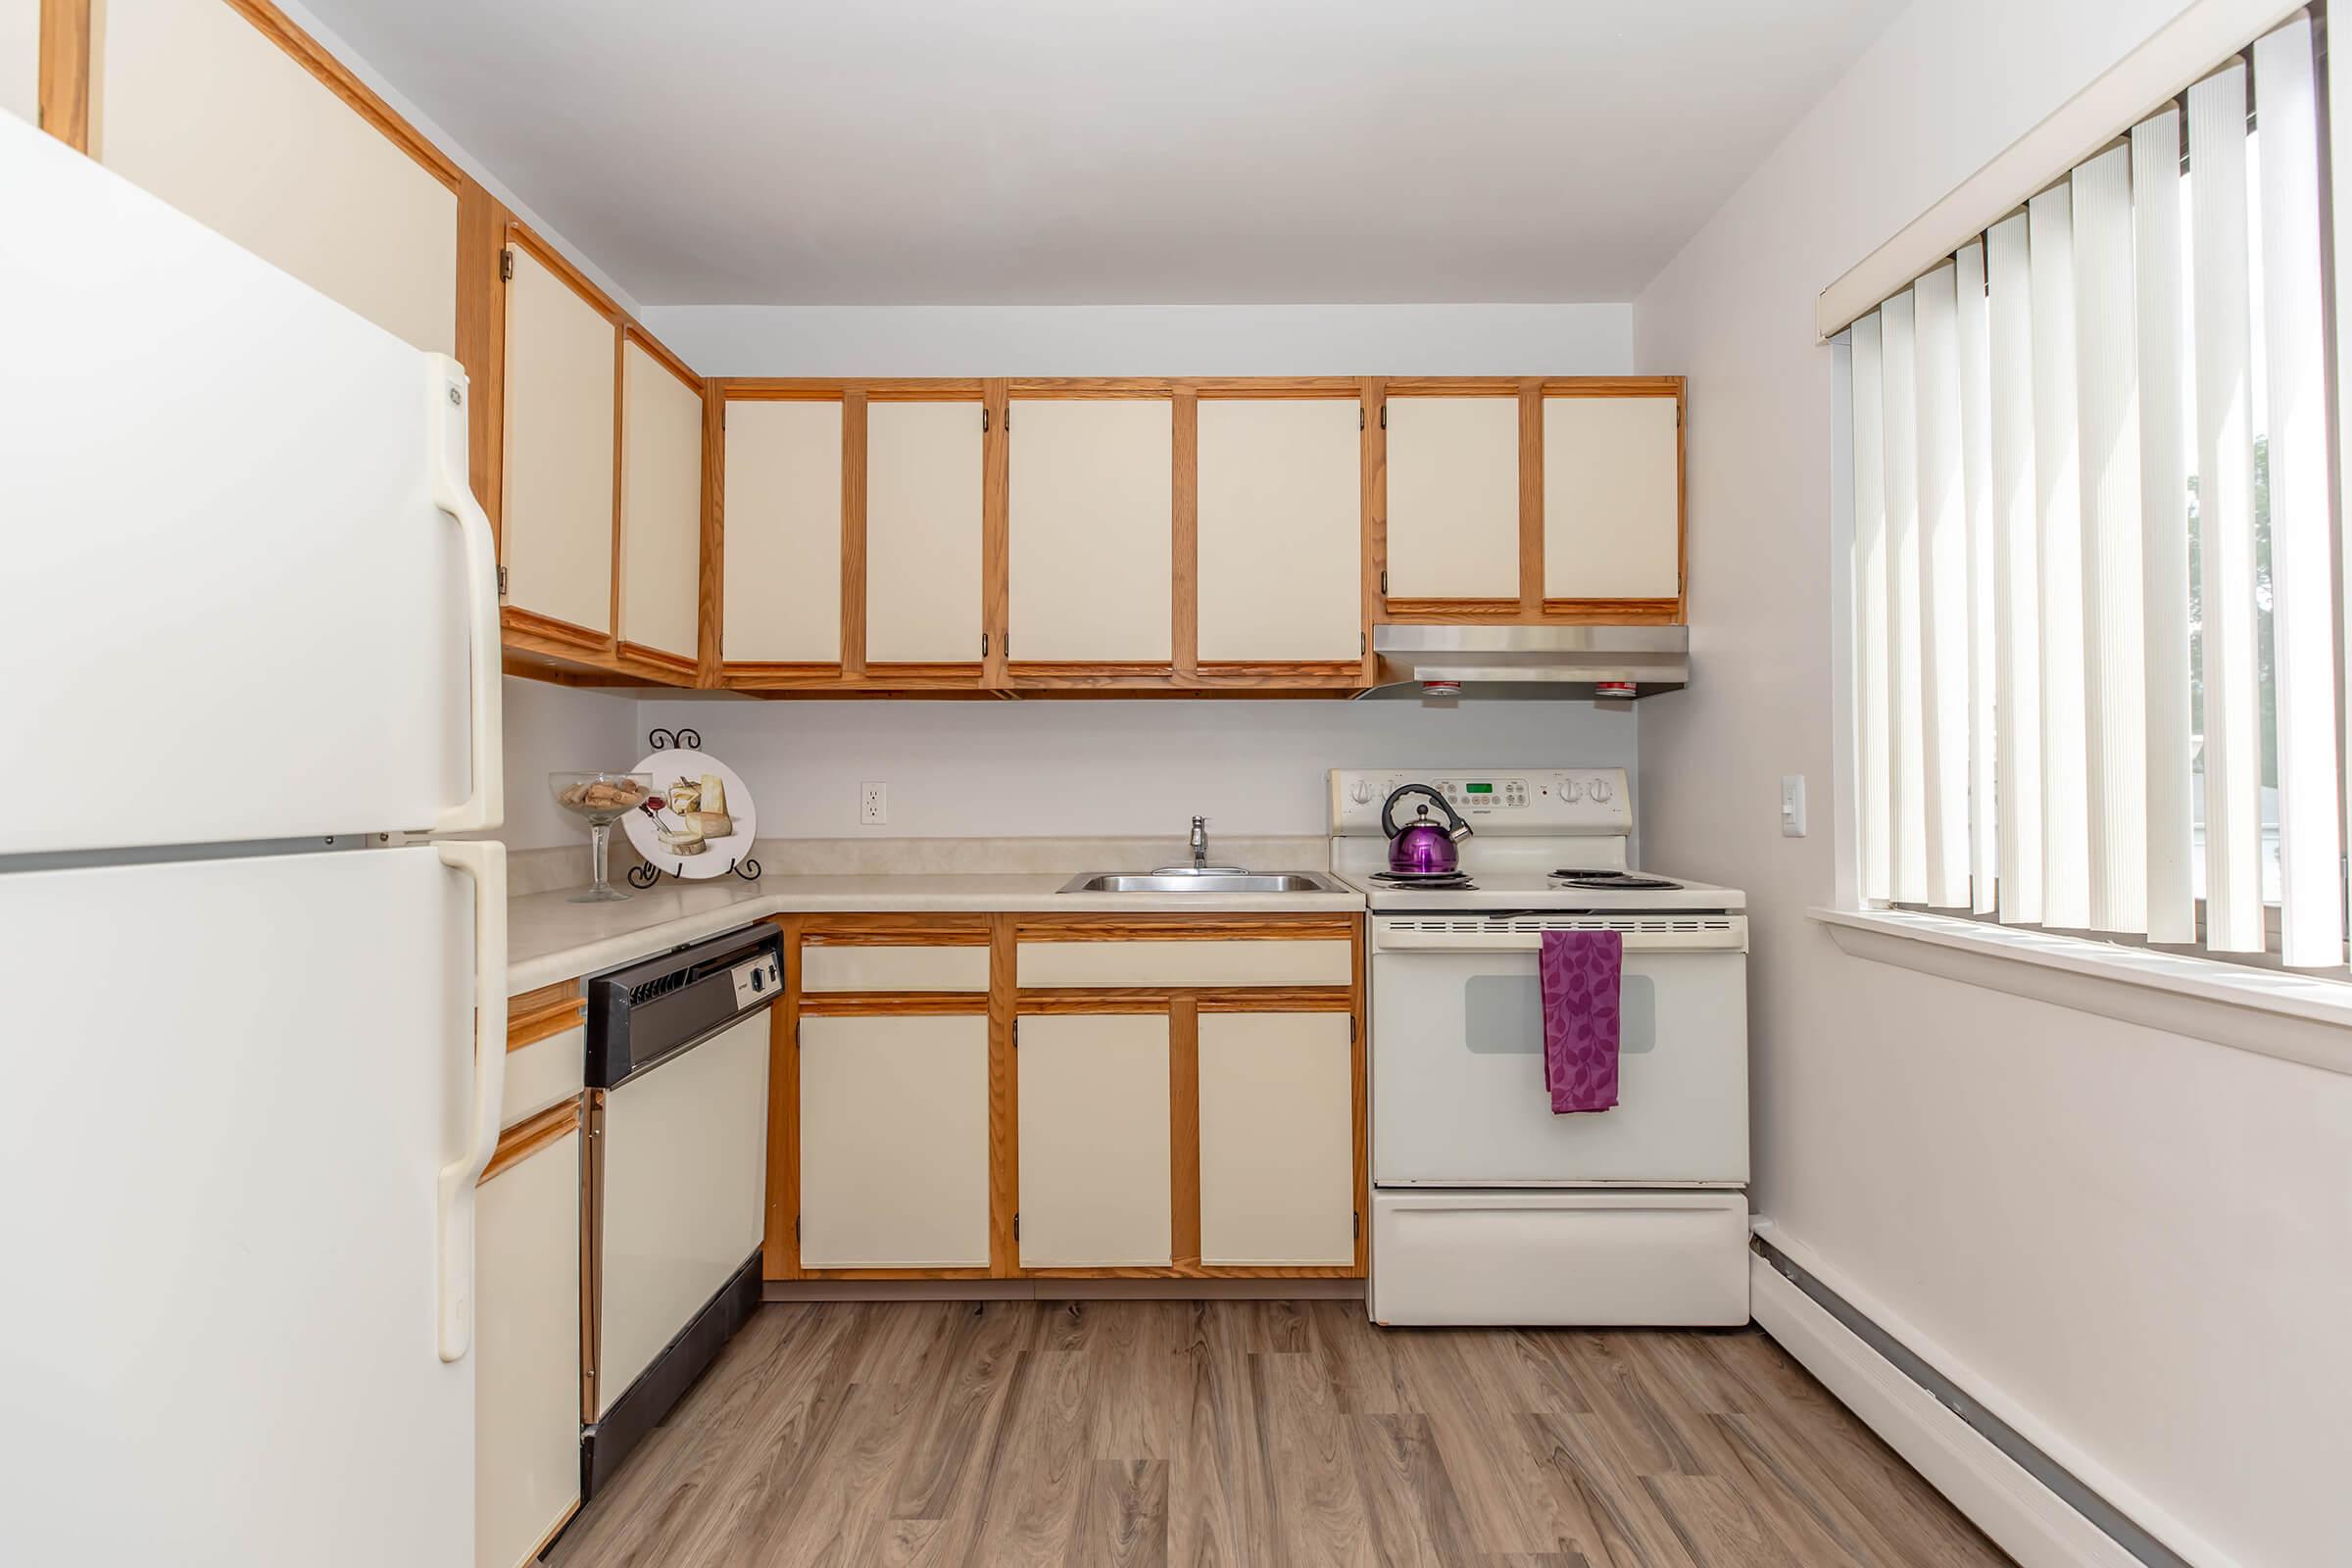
[301, 0, 1905, 307]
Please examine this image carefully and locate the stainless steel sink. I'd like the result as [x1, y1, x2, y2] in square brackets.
[1056, 870, 1348, 895]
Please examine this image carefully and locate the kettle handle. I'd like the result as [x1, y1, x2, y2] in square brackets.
[1381, 783, 1472, 841]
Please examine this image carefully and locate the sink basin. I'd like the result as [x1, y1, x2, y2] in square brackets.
[1056, 870, 1348, 895]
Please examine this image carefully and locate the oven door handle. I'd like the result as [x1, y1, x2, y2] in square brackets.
[1372, 919, 1746, 955]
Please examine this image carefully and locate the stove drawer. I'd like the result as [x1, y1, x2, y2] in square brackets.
[1369, 1190, 1747, 1326]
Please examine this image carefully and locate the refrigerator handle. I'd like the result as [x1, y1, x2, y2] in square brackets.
[434, 840, 508, 1363]
[426, 357, 505, 836]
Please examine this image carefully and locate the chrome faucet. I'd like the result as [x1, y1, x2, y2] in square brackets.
[1191, 815, 1209, 871]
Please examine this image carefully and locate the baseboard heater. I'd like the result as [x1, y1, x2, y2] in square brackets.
[1750, 1237, 2188, 1568]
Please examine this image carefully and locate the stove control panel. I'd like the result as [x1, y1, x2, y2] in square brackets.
[1329, 768, 1632, 834]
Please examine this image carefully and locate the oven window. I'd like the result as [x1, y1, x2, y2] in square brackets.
[1463, 972, 1656, 1054]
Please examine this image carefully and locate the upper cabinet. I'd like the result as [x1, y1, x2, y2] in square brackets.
[865, 398, 984, 665]
[722, 398, 843, 669]
[500, 235, 618, 641]
[1008, 396, 1173, 665]
[1384, 392, 1521, 604]
[615, 336, 704, 671]
[4, 0, 34, 127]
[1196, 396, 1363, 664]
[92, 0, 459, 357]
[1543, 392, 1682, 602]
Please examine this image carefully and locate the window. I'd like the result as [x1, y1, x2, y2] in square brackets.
[1845, 11, 2345, 970]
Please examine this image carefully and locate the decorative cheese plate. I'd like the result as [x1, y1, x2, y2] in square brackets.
[620, 747, 759, 881]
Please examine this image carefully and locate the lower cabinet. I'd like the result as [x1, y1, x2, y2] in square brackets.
[1015, 1013, 1173, 1268]
[799, 1012, 991, 1268]
[1198, 1012, 1355, 1266]
[474, 1118, 581, 1568]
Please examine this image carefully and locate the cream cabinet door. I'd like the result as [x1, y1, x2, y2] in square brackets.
[617, 340, 704, 662]
[94, 0, 458, 357]
[475, 1126, 581, 1568]
[1008, 398, 1171, 662]
[1542, 395, 1681, 599]
[723, 399, 842, 663]
[1385, 395, 1520, 600]
[1199, 1013, 1354, 1266]
[1016, 1013, 1171, 1267]
[866, 400, 983, 663]
[799, 1013, 990, 1268]
[3, 0, 35, 126]
[1196, 398, 1361, 662]
[502, 243, 617, 636]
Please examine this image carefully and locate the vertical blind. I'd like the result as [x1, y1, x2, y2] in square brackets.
[1848, 11, 2346, 967]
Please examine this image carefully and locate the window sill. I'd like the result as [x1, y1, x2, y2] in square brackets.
[1808, 906, 2352, 1077]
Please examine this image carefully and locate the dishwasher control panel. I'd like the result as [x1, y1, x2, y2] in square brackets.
[729, 951, 781, 1008]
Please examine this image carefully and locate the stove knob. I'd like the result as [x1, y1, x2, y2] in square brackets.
[1349, 780, 1374, 806]
[1560, 776, 1584, 803]
[1588, 776, 1614, 805]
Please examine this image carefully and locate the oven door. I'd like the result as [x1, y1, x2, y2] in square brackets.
[1370, 914, 1747, 1186]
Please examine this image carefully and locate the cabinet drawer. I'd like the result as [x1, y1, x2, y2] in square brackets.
[503, 1026, 584, 1131]
[801, 944, 990, 994]
[1017, 939, 1351, 989]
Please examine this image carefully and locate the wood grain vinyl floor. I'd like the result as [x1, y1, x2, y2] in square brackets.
[544, 1300, 2013, 1568]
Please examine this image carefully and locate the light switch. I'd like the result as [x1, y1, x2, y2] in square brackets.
[1780, 774, 1807, 837]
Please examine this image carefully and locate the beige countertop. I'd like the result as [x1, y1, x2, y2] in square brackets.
[506, 837, 1363, 994]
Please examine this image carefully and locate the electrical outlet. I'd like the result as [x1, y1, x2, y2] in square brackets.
[859, 782, 888, 826]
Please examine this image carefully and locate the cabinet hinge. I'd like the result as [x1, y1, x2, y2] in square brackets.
[1013, 1212, 1020, 1240]
[1359, 407, 1365, 431]
[496, 564, 510, 599]
[795, 1215, 801, 1242]
[982, 631, 991, 658]
[981, 407, 991, 432]
[1380, 405, 1387, 430]
[499, 248, 514, 282]
[1348, 1015, 1357, 1043]
[1359, 633, 1366, 657]
[1379, 568, 1388, 594]
[1353, 1210, 1361, 1239]
[1004, 407, 1011, 432]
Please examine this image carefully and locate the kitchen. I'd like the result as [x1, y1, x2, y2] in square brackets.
[7, 2, 2350, 1566]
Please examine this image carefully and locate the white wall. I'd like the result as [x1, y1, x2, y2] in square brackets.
[635, 303, 1631, 377]
[495, 677, 642, 850]
[1634, 2, 2352, 1564]
[634, 698, 1637, 840]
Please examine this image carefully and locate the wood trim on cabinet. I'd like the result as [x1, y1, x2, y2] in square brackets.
[1382, 376, 1523, 397]
[607, 326, 626, 646]
[623, 323, 701, 395]
[1190, 662, 1366, 686]
[505, 220, 623, 322]
[612, 643, 699, 683]
[1012, 912, 1358, 942]
[501, 605, 612, 661]
[763, 916, 801, 1280]
[988, 915, 1018, 1277]
[456, 183, 510, 543]
[1360, 376, 1384, 675]
[982, 377, 1009, 686]
[1383, 597, 1528, 621]
[1518, 378, 1544, 618]
[507, 986, 586, 1052]
[217, 0, 462, 188]
[796, 992, 993, 1017]
[1189, 378, 1362, 398]
[1172, 389, 1200, 677]
[36, 0, 91, 151]
[697, 381, 724, 685]
[718, 378, 986, 401]
[724, 662, 848, 689]
[800, 913, 995, 944]
[1006, 379, 1183, 397]
[478, 1098, 579, 1185]
[840, 388, 869, 678]
[1015, 987, 1354, 1013]
[1537, 375, 1684, 398]
[1169, 995, 1201, 1272]
[1538, 598, 1684, 622]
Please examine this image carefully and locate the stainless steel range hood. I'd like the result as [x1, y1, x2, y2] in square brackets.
[1359, 623, 1689, 700]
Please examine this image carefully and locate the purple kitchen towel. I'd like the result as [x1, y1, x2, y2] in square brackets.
[1540, 929, 1622, 1113]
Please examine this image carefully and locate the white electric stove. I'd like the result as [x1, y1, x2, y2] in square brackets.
[1331, 767, 1751, 1328]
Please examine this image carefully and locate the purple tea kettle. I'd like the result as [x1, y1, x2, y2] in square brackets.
[1381, 783, 1474, 875]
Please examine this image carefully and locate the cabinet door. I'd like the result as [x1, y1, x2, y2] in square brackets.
[1542, 395, 1681, 600]
[475, 1125, 581, 1568]
[799, 1013, 990, 1268]
[502, 242, 618, 636]
[616, 339, 704, 663]
[723, 399, 842, 663]
[94, 0, 458, 356]
[1016, 1013, 1171, 1268]
[1009, 398, 1171, 662]
[1199, 1013, 1354, 1266]
[866, 400, 983, 663]
[1385, 395, 1520, 600]
[4, 0, 35, 126]
[1196, 398, 1361, 662]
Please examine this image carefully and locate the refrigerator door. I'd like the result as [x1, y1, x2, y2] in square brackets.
[0, 113, 501, 854]
[0, 844, 505, 1567]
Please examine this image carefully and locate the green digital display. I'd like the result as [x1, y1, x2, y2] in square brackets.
[1465, 782, 1494, 794]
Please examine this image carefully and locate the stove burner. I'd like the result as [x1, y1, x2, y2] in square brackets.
[1548, 869, 1684, 890]
[1368, 870, 1478, 890]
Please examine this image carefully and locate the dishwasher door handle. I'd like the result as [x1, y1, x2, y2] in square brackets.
[435, 839, 508, 1363]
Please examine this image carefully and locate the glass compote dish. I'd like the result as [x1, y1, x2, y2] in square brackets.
[550, 771, 654, 903]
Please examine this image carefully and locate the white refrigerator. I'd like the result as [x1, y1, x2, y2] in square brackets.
[0, 115, 508, 1565]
